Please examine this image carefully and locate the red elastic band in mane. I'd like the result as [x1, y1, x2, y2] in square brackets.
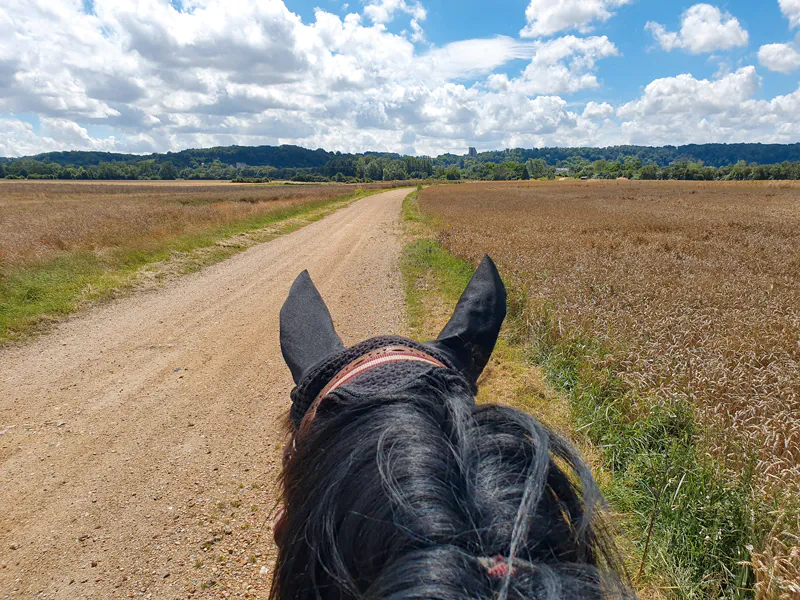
[477, 555, 518, 579]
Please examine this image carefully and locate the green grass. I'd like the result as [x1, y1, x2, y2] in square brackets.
[0, 187, 390, 342]
[401, 189, 476, 339]
[529, 315, 759, 598]
[402, 239, 474, 335]
[400, 190, 764, 600]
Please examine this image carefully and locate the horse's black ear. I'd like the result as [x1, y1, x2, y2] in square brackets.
[425, 255, 506, 387]
[280, 271, 344, 384]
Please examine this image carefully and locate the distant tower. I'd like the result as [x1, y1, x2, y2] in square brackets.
[468, 147, 477, 157]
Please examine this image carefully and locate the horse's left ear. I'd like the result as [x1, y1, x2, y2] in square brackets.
[425, 255, 506, 387]
[280, 270, 345, 384]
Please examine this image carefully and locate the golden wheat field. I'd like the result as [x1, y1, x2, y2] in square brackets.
[421, 180, 800, 494]
[0, 180, 394, 268]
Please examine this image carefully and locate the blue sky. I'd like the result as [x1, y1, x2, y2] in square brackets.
[1, 0, 799, 156]
[291, 0, 797, 100]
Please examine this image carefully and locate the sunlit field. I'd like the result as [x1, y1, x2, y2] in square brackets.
[419, 179, 800, 597]
[0, 180, 395, 268]
[0, 180, 397, 340]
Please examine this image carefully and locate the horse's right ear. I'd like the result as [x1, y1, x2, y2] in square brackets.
[280, 271, 344, 384]
[425, 255, 506, 388]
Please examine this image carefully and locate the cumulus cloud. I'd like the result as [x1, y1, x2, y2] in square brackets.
[619, 84, 800, 145]
[363, 0, 426, 23]
[487, 36, 619, 95]
[0, 0, 626, 157]
[645, 4, 749, 54]
[0, 119, 60, 157]
[0, 0, 797, 158]
[614, 67, 800, 146]
[0, 117, 120, 156]
[618, 67, 759, 118]
[583, 101, 614, 120]
[520, 0, 632, 38]
[362, 0, 426, 42]
[780, 0, 800, 28]
[758, 43, 800, 72]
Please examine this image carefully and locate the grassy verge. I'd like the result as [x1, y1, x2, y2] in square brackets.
[0, 187, 393, 343]
[400, 190, 766, 599]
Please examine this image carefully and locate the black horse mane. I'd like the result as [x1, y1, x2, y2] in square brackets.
[271, 367, 632, 600]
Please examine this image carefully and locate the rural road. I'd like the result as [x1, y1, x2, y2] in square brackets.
[0, 188, 410, 599]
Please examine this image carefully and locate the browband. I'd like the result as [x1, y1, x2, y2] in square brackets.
[298, 346, 446, 433]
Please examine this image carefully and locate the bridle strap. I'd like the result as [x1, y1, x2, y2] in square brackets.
[298, 346, 446, 434]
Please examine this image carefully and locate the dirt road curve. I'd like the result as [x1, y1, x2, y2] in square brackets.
[0, 188, 409, 599]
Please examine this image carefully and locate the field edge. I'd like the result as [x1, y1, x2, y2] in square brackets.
[0, 186, 399, 345]
[399, 189, 780, 600]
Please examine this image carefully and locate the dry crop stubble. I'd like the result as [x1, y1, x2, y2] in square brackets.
[0, 180, 398, 340]
[0, 181, 393, 267]
[421, 180, 800, 492]
[420, 180, 800, 596]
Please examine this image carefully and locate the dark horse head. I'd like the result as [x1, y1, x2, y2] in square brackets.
[274, 256, 632, 600]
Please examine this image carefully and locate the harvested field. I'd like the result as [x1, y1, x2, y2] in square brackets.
[422, 180, 800, 491]
[0, 180, 398, 341]
[0, 180, 394, 268]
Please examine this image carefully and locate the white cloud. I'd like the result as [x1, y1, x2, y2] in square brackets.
[0, 0, 797, 158]
[0, 0, 624, 157]
[615, 67, 800, 145]
[645, 4, 748, 54]
[487, 36, 619, 95]
[520, 0, 632, 38]
[363, 0, 426, 24]
[408, 18, 424, 43]
[420, 37, 538, 81]
[39, 118, 117, 150]
[619, 84, 800, 145]
[758, 43, 800, 72]
[0, 119, 60, 157]
[779, 0, 800, 28]
[0, 117, 119, 156]
[583, 101, 614, 119]
[618, 67, 759, 119]
[362, 0, 426, 42]
[755, 3, 800, 74]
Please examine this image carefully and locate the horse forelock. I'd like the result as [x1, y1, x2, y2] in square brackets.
[273, 362, 633, 600]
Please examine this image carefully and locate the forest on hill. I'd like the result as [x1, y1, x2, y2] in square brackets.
[3, 142, 800, 181]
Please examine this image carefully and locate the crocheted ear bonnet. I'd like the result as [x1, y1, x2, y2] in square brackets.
[280, 255, 507, 429]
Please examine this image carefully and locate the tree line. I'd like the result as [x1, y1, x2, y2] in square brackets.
[0, 155, 436, 182]
[4, 145, 800, 182]
[6, 142, 800, 170]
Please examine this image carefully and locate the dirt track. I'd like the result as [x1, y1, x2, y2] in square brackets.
[0, 188, 409, 599]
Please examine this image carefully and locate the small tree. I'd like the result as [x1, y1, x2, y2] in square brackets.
[526, 158, 554, 180]
[159, 161, 178, 180]
[444, 166, 461, 180]
[382, 161, 406, 181]
[365, 161, 382, 181]
[640, 164, 659, 180]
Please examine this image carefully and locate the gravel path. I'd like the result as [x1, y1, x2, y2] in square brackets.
[0, 188, 409, 599]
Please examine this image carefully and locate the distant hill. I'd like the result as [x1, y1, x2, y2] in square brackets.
[4, 142, 800, 169]
[8, 145, 338, 169]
